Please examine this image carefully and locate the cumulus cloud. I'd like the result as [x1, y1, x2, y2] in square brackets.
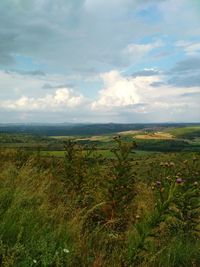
[1, 68, 200, 122]
[90, 69, 200, 123]
[0, 88, 85, 111]
[91, 70, 161, 110]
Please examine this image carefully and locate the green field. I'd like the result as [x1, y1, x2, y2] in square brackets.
[40, 149, 156, 159]
[167, 126, 200, 139]
[1, 124, 200, 154]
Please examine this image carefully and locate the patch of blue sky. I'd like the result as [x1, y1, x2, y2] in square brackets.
[189, 35, 200, 42]
[14, 54, 45, 72]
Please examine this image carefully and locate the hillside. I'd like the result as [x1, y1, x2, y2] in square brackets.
[0, 134, 200, 266]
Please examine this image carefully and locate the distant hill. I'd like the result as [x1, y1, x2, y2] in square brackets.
[0, 123, 200, 136]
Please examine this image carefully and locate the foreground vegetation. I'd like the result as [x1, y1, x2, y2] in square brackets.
[0, 135, 200, 267]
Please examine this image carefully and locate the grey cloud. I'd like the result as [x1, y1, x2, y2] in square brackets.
[153, 74, 200, 88]
[181, 92, 200, 97]
[0, 31, 18, 66]
[132, 69, 160, 77]
[171, 58, 200, 72]
[42, 83, 75, 89]
[166, 58, 200, 87]
[24, 70, 46, 76]
[42, 83, 55, 89]
[0, 0, 198, 75]
[0, 0, 169, 74]
[150, 57, 200, 88]
[0, 53, 15, 66]
[151, 81, 166, 87]
[8, 70, 46, 76]
[168, 74, 200, 88]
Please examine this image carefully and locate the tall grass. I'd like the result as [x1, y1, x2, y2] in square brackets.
[0, 139, 199, 266]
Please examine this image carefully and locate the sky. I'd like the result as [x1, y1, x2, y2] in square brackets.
[0, 0, 200, 123]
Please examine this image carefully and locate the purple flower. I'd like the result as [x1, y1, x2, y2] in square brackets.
[176, 178, 183, 184]
[156, 181, 161, 186]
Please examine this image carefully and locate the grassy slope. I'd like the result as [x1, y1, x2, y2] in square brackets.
[166, 126, 200, 138]
[0, 147, 200, 266]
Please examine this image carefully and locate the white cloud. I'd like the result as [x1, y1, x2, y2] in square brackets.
[1, 68, 200, 122]
[176, 41, 200, 56]
[0, 88, 85, 111]
[91, 70, 161, 110]
[91, 69, 200, 123]
[125, 40, 163, 60]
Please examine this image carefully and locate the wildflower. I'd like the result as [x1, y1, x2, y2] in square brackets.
[176, 178, 183, 184]
[33, 260, 37, 264]
[156, 181, 161, 187]
[63, 248, 70, 253]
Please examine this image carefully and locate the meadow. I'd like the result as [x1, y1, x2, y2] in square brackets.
[0, 124, 200, 266]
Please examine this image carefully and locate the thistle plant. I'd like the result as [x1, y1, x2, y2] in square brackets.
[105, 136, 137, 230]
[63, 139, 87, 194]
[173, 179, 200, 238]
[128, 170, 192, 263]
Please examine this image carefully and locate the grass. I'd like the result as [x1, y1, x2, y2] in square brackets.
[0, 141, 200, 267]
[167, 126, 200, 139]
[41, 150, 66, 157]
[40, 149, 155, 159]
[0, 133, 200, 266]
